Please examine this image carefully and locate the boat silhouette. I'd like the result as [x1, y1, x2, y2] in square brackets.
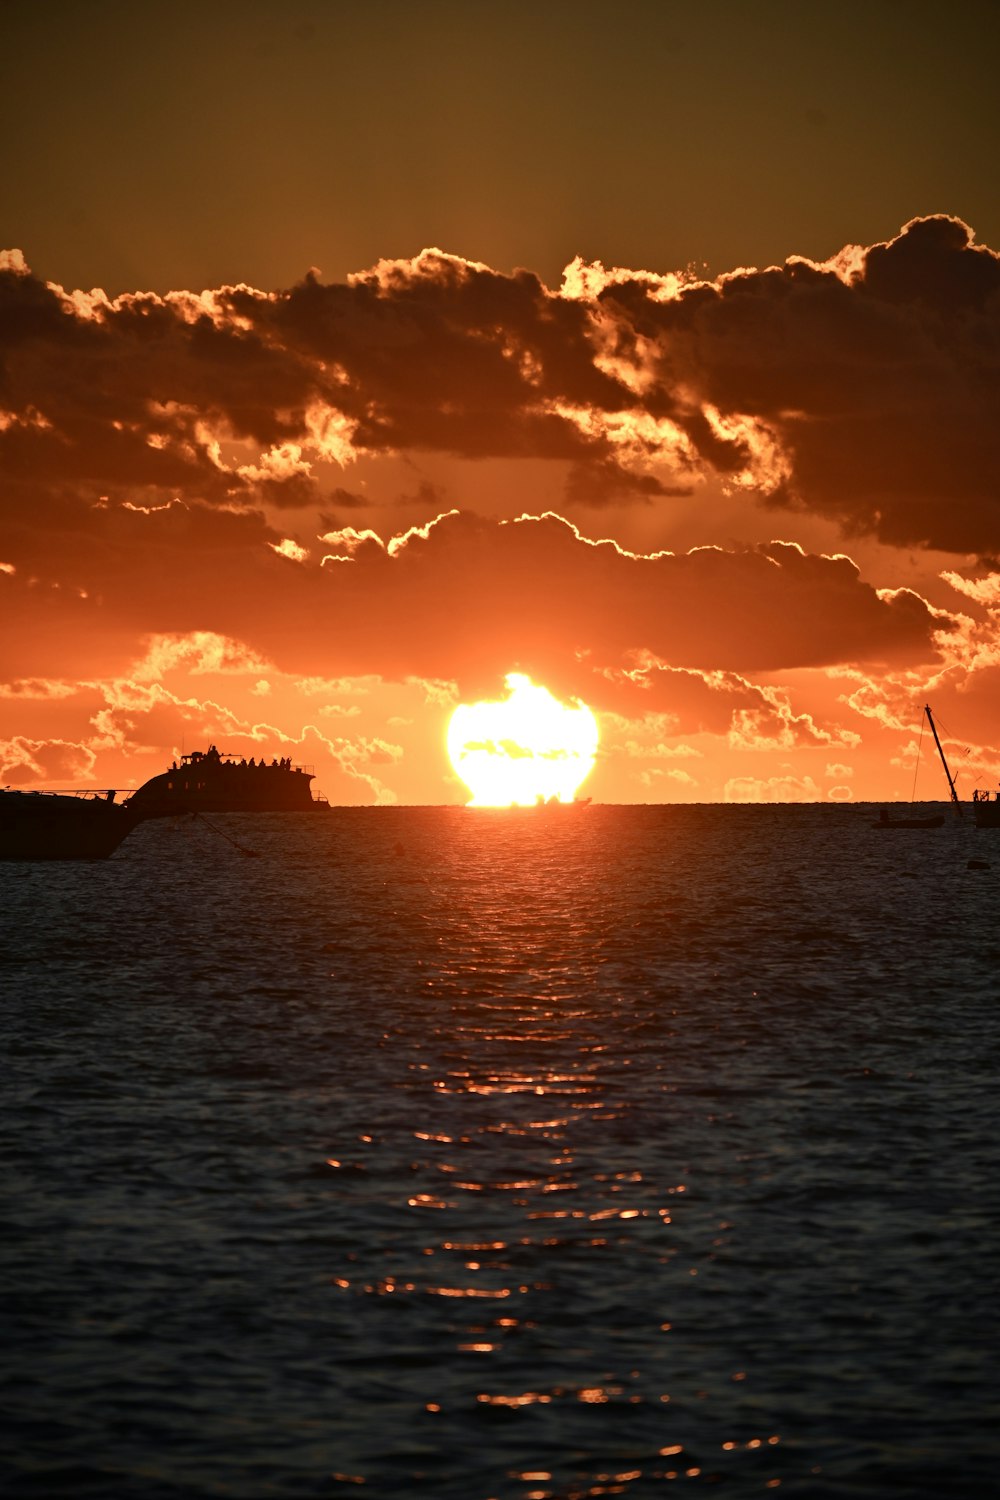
[872, 705, 959, 829]
[873, 807, 945, 829]
[2, 745, 328, 860]
[921, 704, 1000, 828]
[0, 788, 142, 861]
[124, 745, 328, 817]
[972, 788, 1000, 827]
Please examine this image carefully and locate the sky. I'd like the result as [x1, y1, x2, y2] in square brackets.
[2, 0, 1000, 805]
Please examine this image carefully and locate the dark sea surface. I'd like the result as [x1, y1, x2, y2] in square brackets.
[2, 804, 998, 1499]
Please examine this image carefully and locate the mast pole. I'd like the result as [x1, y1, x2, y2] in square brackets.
[924, 704, 961, 813]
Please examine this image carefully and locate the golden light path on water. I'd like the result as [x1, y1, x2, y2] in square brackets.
[324, 809, 786, 1492]
[447, 672, 599, 807]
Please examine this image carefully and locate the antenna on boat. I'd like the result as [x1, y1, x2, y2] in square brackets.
[924, 704, 962, 816]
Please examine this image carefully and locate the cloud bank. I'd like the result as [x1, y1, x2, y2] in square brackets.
[3, 216, 998, 549]
[4, 219, 1000, 802]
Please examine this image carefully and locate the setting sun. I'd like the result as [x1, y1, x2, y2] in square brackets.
[447, 673, 599, 807]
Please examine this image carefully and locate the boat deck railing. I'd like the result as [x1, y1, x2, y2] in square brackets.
[180, 754, 315, 775]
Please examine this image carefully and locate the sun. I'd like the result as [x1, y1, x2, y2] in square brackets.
[447, 672, 599, 807]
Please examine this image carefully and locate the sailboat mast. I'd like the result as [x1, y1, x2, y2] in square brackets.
[924, 704, 961, 810]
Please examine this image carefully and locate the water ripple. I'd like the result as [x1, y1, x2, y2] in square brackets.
[2, 805, 997, 1497]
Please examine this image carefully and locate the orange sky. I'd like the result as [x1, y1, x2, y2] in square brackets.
[3, 3, 1000, 805]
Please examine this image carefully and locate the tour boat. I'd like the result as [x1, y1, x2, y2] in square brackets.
[124, 744, 328, 817]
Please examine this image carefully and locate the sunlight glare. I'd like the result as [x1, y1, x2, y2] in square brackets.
[447, 672, 598, 807]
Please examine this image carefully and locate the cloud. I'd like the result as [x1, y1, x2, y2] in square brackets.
[724, 773, 823, 803]
[594, 215, 1000, 550]
[0, 735, 97, 785]
[130, 632, 275, 680]
[0, 504, 952, 703]
[44, 650, 410, 803]
[4, 222, 1000, 803]
[0, 678, 78, 700]
[308, 510, 947, 692]
[4, 217, 996, 551]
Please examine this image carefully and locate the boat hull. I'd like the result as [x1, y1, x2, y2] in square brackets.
[0, 791, 141, 861]
[973, 799, 1000, 828]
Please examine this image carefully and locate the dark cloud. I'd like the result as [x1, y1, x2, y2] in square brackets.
[341, 514, 947, 692]
[0, 262, 313, 509]
[1, 502, 949, 703]
[3, 217, 997, 550]
[564, 457, 692, 506]
[394, 478, 449, 511]
[599, 215, 1000, 550]
[325, 485, 371, 511]
[223, 254, 632, 462]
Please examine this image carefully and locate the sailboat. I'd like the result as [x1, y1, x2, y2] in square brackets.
[892, 704, 1000, 828]
[873, 704, 958, 828]
[919, 704, 1000, 827]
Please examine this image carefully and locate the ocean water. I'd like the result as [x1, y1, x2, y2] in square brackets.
[2, 804, 998, 1499]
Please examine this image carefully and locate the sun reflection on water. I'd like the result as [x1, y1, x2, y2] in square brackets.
[316, 810, 798, 1496]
